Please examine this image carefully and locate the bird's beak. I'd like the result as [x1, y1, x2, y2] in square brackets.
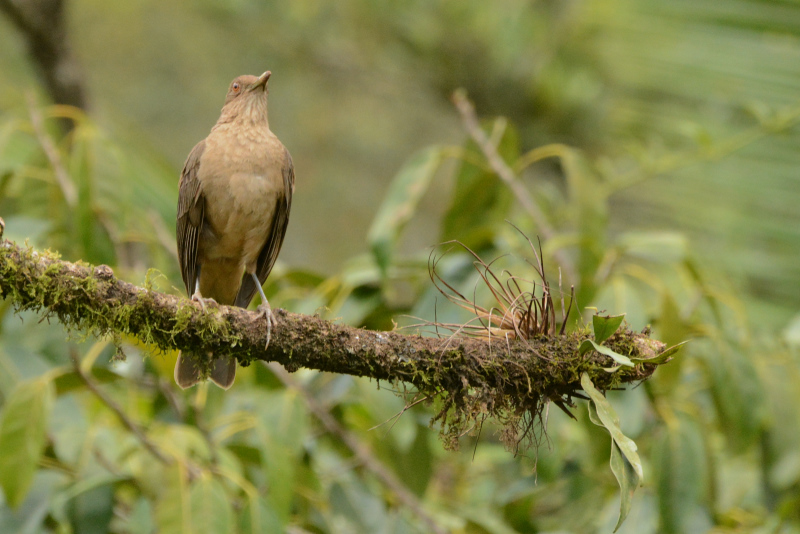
[251, 71, 271, 91]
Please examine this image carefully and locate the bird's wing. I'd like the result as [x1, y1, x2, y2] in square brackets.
[234, 147, 295, 308]
[176, 140, 206, 297]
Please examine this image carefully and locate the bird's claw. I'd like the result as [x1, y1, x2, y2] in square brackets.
[191, 291, 218, 310]
[256, 302, 273, 349]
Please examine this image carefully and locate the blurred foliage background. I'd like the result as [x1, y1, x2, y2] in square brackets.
[1, 0, 800, 532]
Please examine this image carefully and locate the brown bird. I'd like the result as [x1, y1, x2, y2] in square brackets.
[174, 71, 294, 389]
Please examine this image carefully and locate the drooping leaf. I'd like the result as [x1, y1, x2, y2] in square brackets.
[579, 339, 634, 368]
[592, 313, 626, 344]
[0, 378, 54, 508]
[609, 440, 639, 532]
[582, 373, 642, 532]
[368, 146, 445, 275]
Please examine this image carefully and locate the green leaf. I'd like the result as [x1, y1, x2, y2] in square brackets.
[609, 440, 639, 533]
[630, 341, 689, 364]
[653, 415, 708, 534]
[579, 339, 634, 367]
[122, 498, 155, 534]
[0, 378, 54, 508]
[154, 464, 190, 533]
[261, 442, 293, 527]
[592, 314, 625, 344]
[0, 471, 66, 534]
[239, 496, 283, 534]
[258, 391, 308, 525]
[189, 476, 233, 534]
[65, 480, 115, 534]
[440, 118, 518, 250]
[329, 480, 387, 531]
[367, 146, 445, 275]
[581, 373, 642, 532]
[700, 342, 765, 452]
[50, 473, 120, 527]
[53, 367, 122, 396]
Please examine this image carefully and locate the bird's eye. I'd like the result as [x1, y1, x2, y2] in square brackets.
[232, 82, 241, 93]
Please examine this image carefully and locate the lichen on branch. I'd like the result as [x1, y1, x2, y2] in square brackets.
[0, 235, 667, 451]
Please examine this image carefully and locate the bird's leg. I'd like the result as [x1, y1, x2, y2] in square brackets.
[191, 280, 218, 310]
[251, 272, 273, 348]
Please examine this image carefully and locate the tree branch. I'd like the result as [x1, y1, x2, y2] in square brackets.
[0, 0, 87, 110]
[0, 233, 668, 448]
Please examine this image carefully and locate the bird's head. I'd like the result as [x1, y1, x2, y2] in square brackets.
[220, 71, 271, 124]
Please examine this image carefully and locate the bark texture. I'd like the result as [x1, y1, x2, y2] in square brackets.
[0, 234, 669, 448]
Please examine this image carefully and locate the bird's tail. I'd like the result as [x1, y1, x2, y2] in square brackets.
[174, 351, 236, 390]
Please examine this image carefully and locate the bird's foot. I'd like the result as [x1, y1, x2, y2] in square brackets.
[255, 302, 273, 349]
[191, 291, 218, 310]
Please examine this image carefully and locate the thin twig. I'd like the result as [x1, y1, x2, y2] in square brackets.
[452, 90, 577, 284]
[367, 394, 430, 435]
[69, 350, 171, 464]
[266, 363, 448, 534]
[453, 91, 552, 237]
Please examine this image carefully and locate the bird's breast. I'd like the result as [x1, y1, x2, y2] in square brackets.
[196, 127, 284, 266]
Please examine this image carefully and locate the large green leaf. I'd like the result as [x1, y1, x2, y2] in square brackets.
[582, 373, 642, 532]
[154, 463, 190, 533]
[50, 474, 120, 525]
[561, 147, 607, 303]
[189, 476, 233, 534]
[653, 415, 710, 534]
[440, 118, 518, 251]
[0, 378, 54, 508]
[368, 146, 445, 275]
[258, 390, 308, 525]
[64, 478, 116, 534]
[700, 341, 765, 452]
[0, 471, 66, 534]
[329, 480, 388, 532]
[239, 496, 283, 534]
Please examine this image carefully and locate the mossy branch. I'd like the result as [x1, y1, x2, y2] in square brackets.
[0, 235, 667, 449]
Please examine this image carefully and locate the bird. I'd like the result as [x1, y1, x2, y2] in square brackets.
[174, 70, 294, 389]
